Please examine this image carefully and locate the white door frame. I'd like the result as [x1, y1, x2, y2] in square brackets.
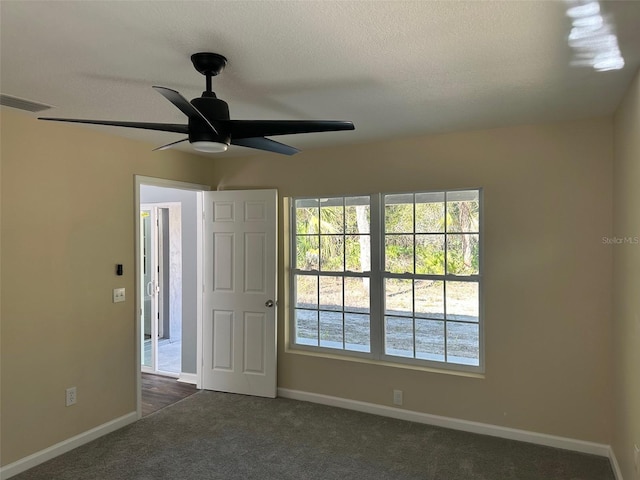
[134, 175, 210, 419]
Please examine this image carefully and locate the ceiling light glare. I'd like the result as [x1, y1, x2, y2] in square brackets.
[572, 14, 603, 28]
[569, 32, 616, 49]
[566, 2, 600, 18]
[593, 52, 625, 71]
[564, 0, 625, 72]
[570, 58, 595, 67]
[569, 25, 603, 41]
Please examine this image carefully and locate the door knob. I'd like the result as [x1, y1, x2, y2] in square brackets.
[265, 300, 274, 308]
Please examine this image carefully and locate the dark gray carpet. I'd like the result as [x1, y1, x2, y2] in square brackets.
[13, 391, 614, 479]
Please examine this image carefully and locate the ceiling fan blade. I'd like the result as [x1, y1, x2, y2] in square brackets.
[232, 137, 300, 156]
[38, 117, 189, 134]
[152, 86, 218, 134]
[153, 138, 189, 152]
[222, 120, 354, 139]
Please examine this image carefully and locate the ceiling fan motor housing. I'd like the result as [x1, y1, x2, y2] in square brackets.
[189, 96, 231, 144]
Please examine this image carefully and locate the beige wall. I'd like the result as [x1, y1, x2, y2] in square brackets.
[0, 109, 212, 465]
[212, 117, 614, 443]
[0, 106, 619, 467]
[613, 67, 640, 480]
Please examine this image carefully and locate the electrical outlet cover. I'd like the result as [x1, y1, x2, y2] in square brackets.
[113, 288, 125, 303]
[65, 387, 77, 406]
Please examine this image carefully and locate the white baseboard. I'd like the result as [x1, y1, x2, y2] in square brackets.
[1, 391, 621, 479]
[609, 447, 625, 480]
[178, 372, 198, 385]
[0, 412, 137, 480]
[277, 388, 611, 459]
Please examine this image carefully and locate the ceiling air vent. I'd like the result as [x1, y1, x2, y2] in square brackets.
[0, 94, 53, 113]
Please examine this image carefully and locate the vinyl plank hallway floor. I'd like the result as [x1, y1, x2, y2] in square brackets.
[141, 373, 198, 416]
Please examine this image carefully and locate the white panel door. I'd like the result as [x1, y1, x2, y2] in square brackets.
[202, 189, 277, 398]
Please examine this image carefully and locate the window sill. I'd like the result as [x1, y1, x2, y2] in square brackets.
[284, 344, 485, 379]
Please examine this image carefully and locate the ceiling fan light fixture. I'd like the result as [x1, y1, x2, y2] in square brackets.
[37, 52, 354, 156]
[191, 141, 228, 153]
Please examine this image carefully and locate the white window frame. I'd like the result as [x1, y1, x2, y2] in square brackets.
[289, 189, 483, 374]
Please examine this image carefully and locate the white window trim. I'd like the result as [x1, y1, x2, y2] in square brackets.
[288, 189, 484, 374]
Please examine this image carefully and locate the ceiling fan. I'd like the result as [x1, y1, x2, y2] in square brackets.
[39, 52, 355, 155]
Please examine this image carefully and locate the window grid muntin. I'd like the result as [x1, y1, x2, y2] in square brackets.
[381, 190, 480, 366]
[293, 196, 372, 353]
[295, 271, 372, 352]
[382, 276, 480, 365]
[291, 190, 482, 371]
[381, 191, 480, 366]
[443, 195, 449, 361]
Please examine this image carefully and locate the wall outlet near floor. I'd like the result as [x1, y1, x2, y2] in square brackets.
[113, 288, 125, 303]
[393, 389, 403, 406]
[634, 444, 639, 473]
[65, 387, 77, 406]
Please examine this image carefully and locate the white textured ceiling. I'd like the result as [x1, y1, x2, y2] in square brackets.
[1, 1, 639, 156]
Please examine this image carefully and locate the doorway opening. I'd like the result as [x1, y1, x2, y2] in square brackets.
[135, 178, 279, 417]
[135, 176, 209, 418]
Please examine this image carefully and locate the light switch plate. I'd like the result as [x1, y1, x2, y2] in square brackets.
[113, 288, 125, 303]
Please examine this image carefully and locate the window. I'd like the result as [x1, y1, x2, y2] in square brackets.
[290, 189, 482, 372]
[293, 196, 372, 353]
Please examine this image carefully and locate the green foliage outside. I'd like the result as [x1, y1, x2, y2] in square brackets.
[296, 193, 479, 275]
[295, 199, 370, 271]
[294, 192, 481, 364]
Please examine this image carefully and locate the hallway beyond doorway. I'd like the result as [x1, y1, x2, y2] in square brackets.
[141, 373, 198, 416]
[143, 338, 181, 374]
